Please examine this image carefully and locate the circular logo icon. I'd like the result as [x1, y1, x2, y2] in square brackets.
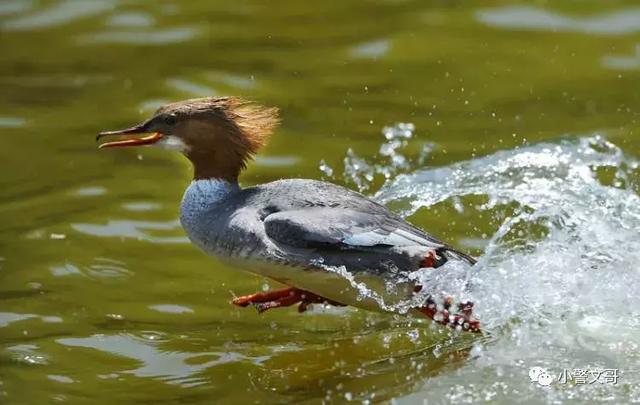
[529, 366, 554, 386]
[529, 367, 545, 382]
[537, 372, 553, 386]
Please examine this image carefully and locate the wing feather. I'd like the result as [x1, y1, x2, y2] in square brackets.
[263, 208, 444, 250]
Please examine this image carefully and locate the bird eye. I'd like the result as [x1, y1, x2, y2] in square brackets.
[164, 113, 177, 126]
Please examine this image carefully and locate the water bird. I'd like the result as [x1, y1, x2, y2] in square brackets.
[97, 97, 480, 332]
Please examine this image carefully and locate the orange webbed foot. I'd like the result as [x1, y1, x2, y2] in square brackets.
[232, 287, 344, 313]
[232, 287, 297, 308]
[418, 295, 481, 333]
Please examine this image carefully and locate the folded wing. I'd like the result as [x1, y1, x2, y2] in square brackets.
[263, 207, 475, 271]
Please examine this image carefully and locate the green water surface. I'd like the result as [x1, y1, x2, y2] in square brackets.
[1, 1, 639, 404]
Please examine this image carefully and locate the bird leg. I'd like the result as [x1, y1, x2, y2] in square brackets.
[232, 287, 345, 313]
[232, 287, 295, 307]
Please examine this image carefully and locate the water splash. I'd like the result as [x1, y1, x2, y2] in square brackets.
[328, 122, 434, 192]
[376, 135, 640, 327]
[331, 132, 640, 402]
[322, 130, 640, 323]
[330, 134, 640, 330]
[318, 159, 334, 177]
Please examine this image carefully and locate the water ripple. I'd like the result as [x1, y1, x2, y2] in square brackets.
[107, 12, 154, 28]
[477, 6, 640, 36]
[0, 312, 63, 327]
[79, 27, 199, 45]
[121, 202, 162, 212]
[350, 39, 390, 59]
[0, 117, 26, 128]
[602, 45, 640, 70]
[2, 0, 115, 31]
[6, 344, 48, 365]
[148, 304, 194, 314]
[57, 334, 268, 387]
[0, 0, 32, 17]
[73, 186, 107, 197]
[71, 219, 188, 244]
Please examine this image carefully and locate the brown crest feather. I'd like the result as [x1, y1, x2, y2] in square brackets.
[156, 97, 280, 181]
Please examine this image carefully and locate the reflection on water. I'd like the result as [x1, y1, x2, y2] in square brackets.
[87, 257, 132, 278]
[79, 26, 199, 45]
[603, 45, 640, 70]
[0, 117, 26, 128]
[478, 6, 640, 35]
[2, 0, 115, 31]
[72, 219, 188, 244]
[148, 304, 194, 314]
[50, 263, 83, 277]
[47, 374, 75, 384]
[122, 201, 162, 212]
[0, 1, 32, 17]
[0, 312, 62, 327]
[73, 186, 107, 197]
[107, 12, 155, 28]
[350, 39, 390, 60]
[6, 344, 49, 365]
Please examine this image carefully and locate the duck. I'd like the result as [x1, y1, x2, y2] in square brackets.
[97, 97, 480, 332]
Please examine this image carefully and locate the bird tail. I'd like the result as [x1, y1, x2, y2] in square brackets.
[439, 247, 477, 266]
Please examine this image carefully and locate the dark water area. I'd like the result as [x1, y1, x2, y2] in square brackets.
[1, 1, 639, 403]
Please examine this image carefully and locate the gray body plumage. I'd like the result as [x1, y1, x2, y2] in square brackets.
[180, 178, 475, 311]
